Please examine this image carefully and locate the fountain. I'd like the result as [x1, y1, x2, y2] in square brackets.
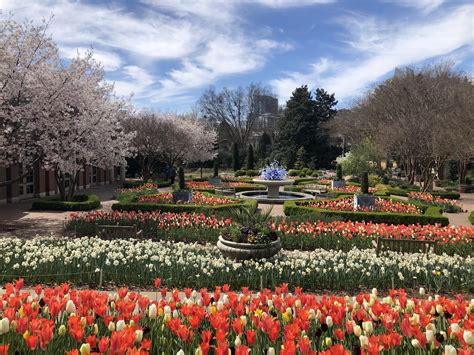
[237, 161, 313, 203]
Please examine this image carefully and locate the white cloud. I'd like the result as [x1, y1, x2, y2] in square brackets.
[385, 0, 446, 13]
[60, 47, 123, 71]
[252, 0, 335, 8]
[113, 66, 154, 97]
[271, 4, 474, 103]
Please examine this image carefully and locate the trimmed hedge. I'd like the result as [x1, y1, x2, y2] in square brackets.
[122, 179, 172, 189]
[31, 194, 100, 211]
[190, 184, 266, 194]
[470, 211, 474, 225]
[112, 193, 257, 213]
[283, 197, 449, 226]
[387, 187, 460, 200]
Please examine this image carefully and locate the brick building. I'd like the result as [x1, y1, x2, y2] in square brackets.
[0, 164, 125, 204]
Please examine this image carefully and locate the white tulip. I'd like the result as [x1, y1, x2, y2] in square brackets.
[325, 316, 333, 327]
[426, 330, 434, 343]
[149, 304, 157, 319]
[450, 323, 461, 334]
[359, 335, 368, 348]
[362, 321, 373, 335]
[444, 345, 457, 355]
[419, 287, 426, 296]
[0, 318, 10, 335]
[267, 347, 275, 355]
[116, 320, 125, 331]
[234, 336, 241, 347]
[411, 339, 420, 348]
[135, 330, 143, 342]
[354, 325, 362, 337]
[463, 330, 474, 345]
[177, 350, 185, 355]
[164, 306, 171, 315]
[66, 300, 76, 314]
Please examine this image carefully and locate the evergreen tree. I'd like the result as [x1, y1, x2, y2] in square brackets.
[213, 159, 219, 177]
[294, 146, 306, 169]
[232, 142, 240, 171]
[275, 86, 339, 169]
[257, 132, 272, 162]
[246, 144, 255, 170]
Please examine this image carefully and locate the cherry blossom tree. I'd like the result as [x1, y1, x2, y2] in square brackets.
[0, 18, 134, 199]
[125, 111, 217, 178]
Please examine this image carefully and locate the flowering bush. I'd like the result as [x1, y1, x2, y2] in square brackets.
[260, 161, 288, 181]
[0, 237, 471, 292]
[408, 192, 463, 213]
[116, 183, 160, 201]
[0, 280, 473, 354]
[138, 192, 240, 206]
[303, 197, 422, 214]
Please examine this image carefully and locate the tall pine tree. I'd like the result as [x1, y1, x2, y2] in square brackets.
[246, 144, 255, 170]
[276, 85, 339, 168]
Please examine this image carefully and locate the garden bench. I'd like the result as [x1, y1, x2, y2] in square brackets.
[375, 237, 436, 256]
[209, 177, 236, 197]
[302, 184, 328, 195]
[95, 224, 138, 239]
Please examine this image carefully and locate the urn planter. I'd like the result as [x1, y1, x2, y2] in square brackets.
[217, 236, 281, 260]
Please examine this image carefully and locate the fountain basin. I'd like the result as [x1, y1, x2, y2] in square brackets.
[252, 178, 295, 198]
[237, 190, 314, 204]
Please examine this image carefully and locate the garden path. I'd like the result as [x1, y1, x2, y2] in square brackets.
[391, 193, 474, 226]
[0, 183, 121, 238]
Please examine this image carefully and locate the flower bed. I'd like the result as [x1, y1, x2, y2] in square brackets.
[329, 186, 376, 194]
[112, 192, 257, 213]
[408, 192, 463, 213]
[30, 194, 100, 211]
[304, 197, 421, 214]
[284, 197, 449, 226]
[65, 211, 474, 256]
[122, 179, 172, 189]
[186, 181, 266, 193]
[0, 237, 471, 292]
[138, 192, 238, 206]
[1, 280, 473, 354]
[275, 220, 474, 256]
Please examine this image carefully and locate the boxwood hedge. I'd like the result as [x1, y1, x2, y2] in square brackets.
[283, 197, 448, 226]
[190, 184, 266, 194]
[387, 187, 460, 200]
[31, 194, 100, 211]
[469, 211, 474, 225]
[112, 192, 257, 213]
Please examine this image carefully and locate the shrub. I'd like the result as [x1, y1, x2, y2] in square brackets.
[234, 170, 247, 177]
[361, 172, 369, 194]
[469, 211, 474, 225]
[31, 194, 100, 211]
[336, 164, 342, 180]
[288, 169, 301, 177]
[283, 197, 449, 226]
[232, 142, 240, 171]
[112, 192, 257, 213]
[246, 144, 255, 170]
[368, 174, 382, 187]
[246, 169, 260, 177]
[213, 159, 219, 178]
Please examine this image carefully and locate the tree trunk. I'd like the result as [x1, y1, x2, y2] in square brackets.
[67, 171, 80, 201]
[54, 169, 66, 201]
[458, 159, 468, 184]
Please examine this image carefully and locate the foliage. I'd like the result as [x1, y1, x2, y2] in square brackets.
[246, 144, 255, 170]
[122, 180, 171, 189]
[361, 172, 369, 194]
[213, 159, 219, 177]
[336, 138, 379, 178]
[470, 211, 474, 225]
[234, 170, 247, 177]
[294, 146, 307, 169]
[276, 86, 339, 168]
[260, 161, 287, 180]
[232, 142, 240, 171]
[31, 195, 100, 211]
[336, 164, 343, 180]
[256, 132, 272, 162]
[178, 166, 186, 190]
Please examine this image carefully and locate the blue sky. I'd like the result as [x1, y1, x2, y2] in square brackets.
[1, 0, 472, 111]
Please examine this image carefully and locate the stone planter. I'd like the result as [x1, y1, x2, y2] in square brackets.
[217, 236, 281, 260]
[353, 194, 375, 209]
[331, 180, 345, 189]
[172, 190, 193, 203]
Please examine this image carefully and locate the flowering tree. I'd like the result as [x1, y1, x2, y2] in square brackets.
[0, 18, 58, 185]
[0, 18, 133, 199]
[125, 112, 217, 178]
